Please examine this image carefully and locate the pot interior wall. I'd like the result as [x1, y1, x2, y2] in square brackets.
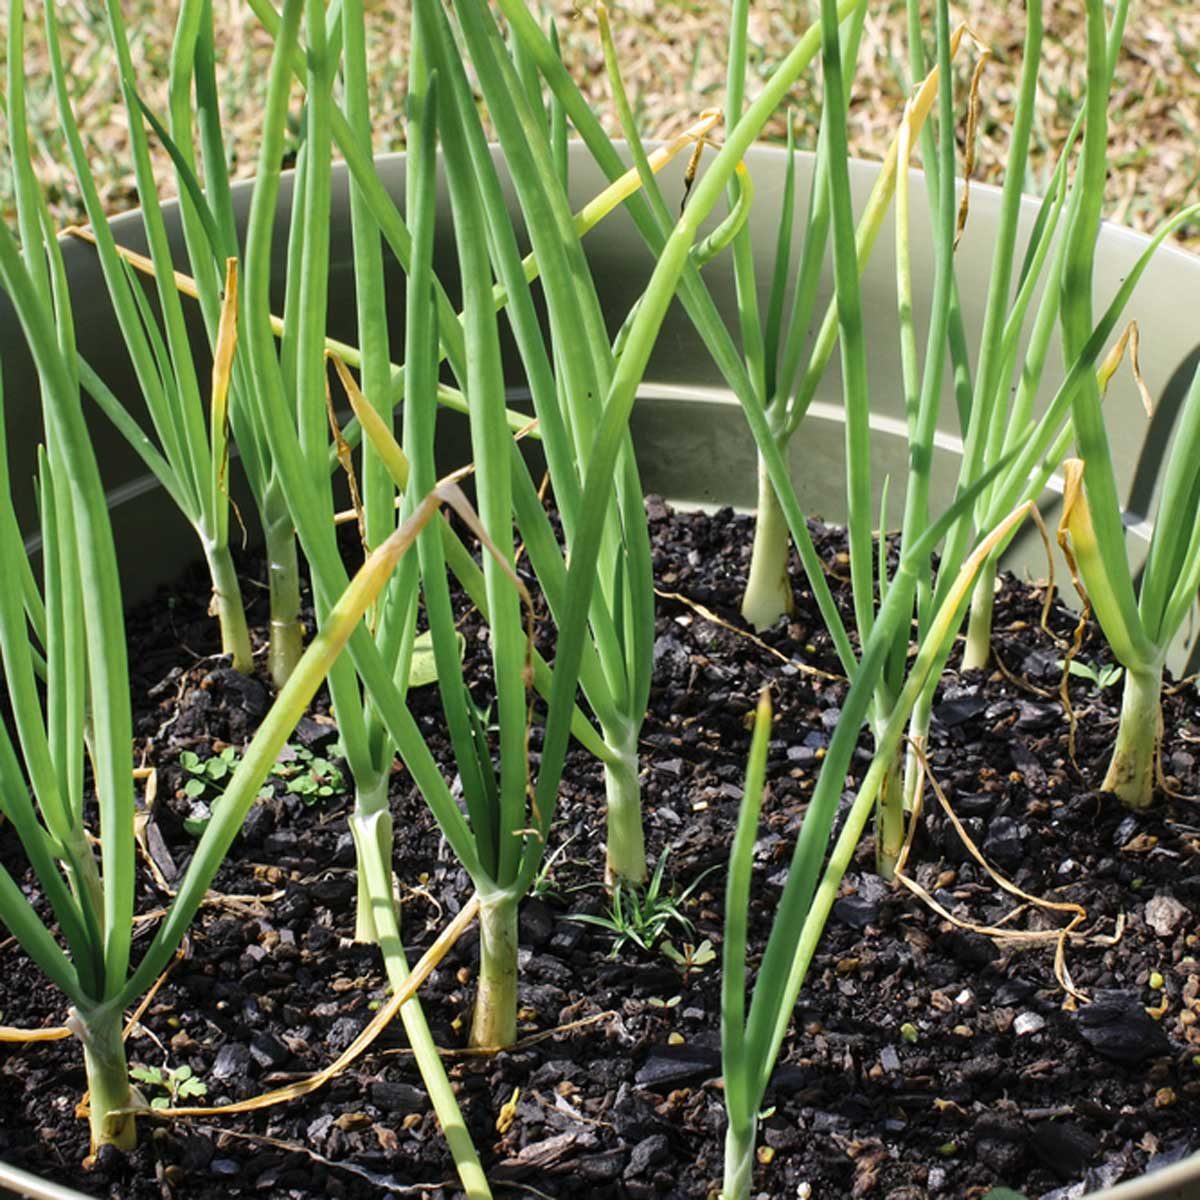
[3, 145, 1199, 669]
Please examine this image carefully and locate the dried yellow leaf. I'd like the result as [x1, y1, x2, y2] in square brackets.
[496, 1087, 521, 1134]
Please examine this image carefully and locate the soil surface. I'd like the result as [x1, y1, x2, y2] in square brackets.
[1, 501, 1198, 1200]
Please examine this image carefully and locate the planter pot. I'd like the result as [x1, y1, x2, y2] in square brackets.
[7, 146, 1200, 657]
[1, 144, 1199, 1199]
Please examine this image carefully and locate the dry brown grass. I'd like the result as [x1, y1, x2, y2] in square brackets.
[1, 1, 1197, 247]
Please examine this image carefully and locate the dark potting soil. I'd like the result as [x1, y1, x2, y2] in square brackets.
[1, 499, 1198, 1200]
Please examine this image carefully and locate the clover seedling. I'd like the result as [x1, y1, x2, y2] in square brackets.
[179, 746, 240, 799]
[179, 746, 242, 836]
[266, 740, 347, 803]
[130, 1063, 207, 1110]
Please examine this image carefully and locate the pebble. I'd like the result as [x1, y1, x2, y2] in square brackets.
[262, 831, 298, 857]
[982, 815, 1025, 871]
[1040, 1185, 1086, 1200]
[333, 831, 356, 865]
[1031, 1121, 1098, 1178]
[832, 894, 880, 930]
[1014, 699, 1059, 731]
[1075, 990, 1173, 1065]
[548, 921, 586, 955]
[306, 1114, 334, 1145]
[293, 714, 338, 750]
[369, 1081, 427, 1113]
[578, 1149, 625, 1181]
[956, 793, 997, 816]
[977, 1134, 1025, 1176]
[633, 1044, 721, 1090]
[934, 694, 987, 727]
[994, 977, 1037, 1005]
[1014, 1011, 1046, 1036]
[1113, 815, 1140, 848]
[518, 899, 554, 947]
[651, 635, 690, 686]
[1145, 893, 1189, 938]
[211, 1041, 252, 1081]
[248, 1032, 289, 1070]
[940, 930, 1000, 967]
[325, 1016, 363, 1054]
[811, 1111, 848, 1133]
[624, 1133, 669, 1179]
[309, 877, 355, 908]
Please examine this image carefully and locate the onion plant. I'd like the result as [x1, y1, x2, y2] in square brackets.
[593, 0, 968, 874]
[8, 5, 489, 1185]
[245, 0, 848, 1054]
[492, 0, 874, 1003]
[115, 8, 490, 1187]
[29, 0, 261, 675]
[730, 0, 868, 633]
[220, 0, 505, 960]
[1052, 1, 1200, 811]
[721, 488, 1032, 1197]
[182, 0, 521, 1074]
[717, 1, 1200, 1173]
[431, 0, 1181, 892]
[716, 0, 1188, 874]
[220, 0, 590, 1069]
[413, 0, 874, 1044]
[87, 0, 535, 691]
[0, 138, 465, 1157]
[221, 0, 418, 955]
[432, 0, 659, 890]
[347, 0, 737, 1042]
[934, 0, 1117, 673]
[159, 0, 306, 686]
[248, 0, 743, 942]
[497, 0, 921, 869]
[883, 0, 1200, 865]
[493, 0, 878, 878]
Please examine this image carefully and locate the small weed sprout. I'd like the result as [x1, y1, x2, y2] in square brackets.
[266, 741, 347, 802]
[1059, 659, 1124, 692]
[568, 852, 714, 956]
[529, 832, 580, 903]
[181, 740, 349, 836]
[129, 1063, 207, 1110]
[661, 938, 717, 981]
